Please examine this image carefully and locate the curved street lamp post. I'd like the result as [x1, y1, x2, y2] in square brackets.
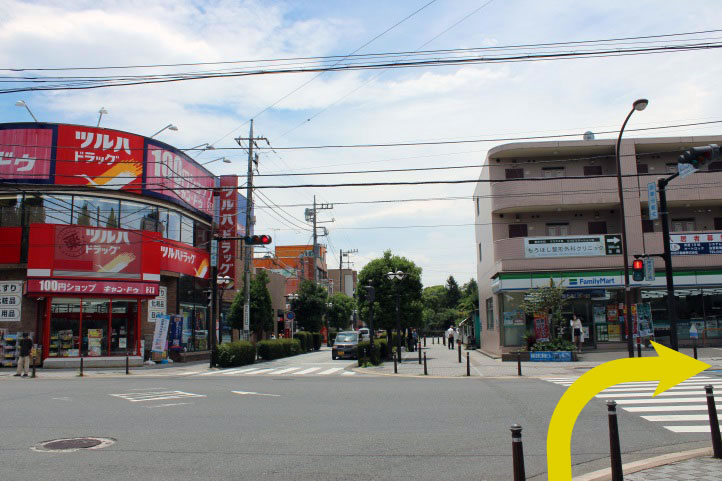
[387, 270, 407, 363]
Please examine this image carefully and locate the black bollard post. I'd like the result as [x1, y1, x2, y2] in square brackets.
[510, 424, 526, 481]
[458, 342, 462, 363]
[705, 385, 722, 458]
[126, 355, 129, 375]
[607, 401, 623, 481]
[694, 341, 698, 360]
[466, 352, 470, 377]
[394, 351, 398, 374]
[32, 354, 36, 378]
[423, 352, 428, 375]
[79, 357, 84, 377]
[517, 351, 522, 377]
[443, 336, 446, 346]
[637, 339, 642, 358]
[418, 343, 422, 364]
[424, 336, 426, 347]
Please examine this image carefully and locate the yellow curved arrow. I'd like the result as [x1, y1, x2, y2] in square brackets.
[547, 341, 710, 480]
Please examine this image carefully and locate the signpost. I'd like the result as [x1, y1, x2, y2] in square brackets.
[647, 182, 658, 220]
[644, 257, 655, 282]
[677, 161, 697, 179]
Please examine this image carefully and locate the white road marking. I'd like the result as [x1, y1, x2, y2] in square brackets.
[294, 367, 321, 375]
[271, 367, 302, 375]
[111, 390, 206, 402]
[596, 391, 712, 399]
[602, 384, 722, 393]
[623, 404, 722, 412]
[232, 391, 281, 397]
[175, 371, 201, 376]
[614, 397, 706, 405]
[145, 402, 192, 408]
[246, 368, 274, 375]
[341, 371, 356, 376]
[665, 425, 716, 433]
[318, 368, 343, 376]
[642, 414, 713, 422]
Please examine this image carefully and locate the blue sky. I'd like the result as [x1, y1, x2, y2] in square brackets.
[2, 0, 722, 286]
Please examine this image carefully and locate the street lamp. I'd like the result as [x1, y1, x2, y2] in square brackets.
[387, 270, 407, 363]
[97, 107, 108, 127]
[326, 302, 334, 346]
[150, 123, 178, 138]
[210, 274, 234, 368]
[286, 293, 299, 339]
[615, 98, 648, 358]
[15, 100, 38, 122]
[201, 156, 231, 166]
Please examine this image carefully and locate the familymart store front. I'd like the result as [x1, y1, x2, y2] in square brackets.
[492, 269, 722, 351]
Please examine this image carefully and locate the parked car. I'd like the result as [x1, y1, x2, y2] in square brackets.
[357, 328, 370, 341]
[332, 331, 359, 360]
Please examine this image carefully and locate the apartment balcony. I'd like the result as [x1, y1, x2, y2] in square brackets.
[638, 169, 722, 204]
[490, 175, 619, 213]
[492, 235, 624, 272]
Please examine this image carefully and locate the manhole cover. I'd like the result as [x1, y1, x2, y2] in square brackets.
[33, 437, 115, 452]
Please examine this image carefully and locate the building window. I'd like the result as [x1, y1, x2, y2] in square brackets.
[584, 165, 603, 176]
[546, 223, 569, 236]
[642, 220, 654, 233]
[715, 218, 722, 230]
[542, 167, 565, 178]
[588, 221, 608, 235]
[508, 224, 528, 238]
[72, 196, 120, 228]
[666, 163, 678, 174]
[505, 168, 524, 179]
[0, 195, 23, 227]
[180, 215, 194, 245]
[486, 297, 494, 330]
[672, 218, 695, 232]
[637, 163, 649, 174]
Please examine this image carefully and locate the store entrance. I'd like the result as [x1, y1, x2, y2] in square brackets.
[82, 299, 110, 357]
[111, 300, 138, 355]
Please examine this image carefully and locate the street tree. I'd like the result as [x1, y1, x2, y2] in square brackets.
[326, 292, 355, 332]
[457, 278, 479, 319]
[519, 279, 569, 340]
[422, 285, 457, 331]
[292, 279, 328, 332]
[444, 275, 462, 308]
[356, 250, 423, 338]
[227, 270, 274, 338]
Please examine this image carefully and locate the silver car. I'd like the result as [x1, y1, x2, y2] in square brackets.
[332, 331, 359, 360]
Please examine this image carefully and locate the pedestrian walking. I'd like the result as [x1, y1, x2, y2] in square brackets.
[14, 333, 33, 378]
[446, 326, 455, 350]
[572, 314, 584, 353]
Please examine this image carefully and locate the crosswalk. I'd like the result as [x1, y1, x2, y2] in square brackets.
[195, 364, 357, 378]
[545, 375, 722, 434]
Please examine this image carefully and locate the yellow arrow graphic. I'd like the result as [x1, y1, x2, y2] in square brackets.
[546, 341, 710, 480]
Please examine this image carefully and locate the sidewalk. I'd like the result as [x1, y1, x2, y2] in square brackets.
[357, 340, 722, 378]
[574, 448, 722, 480]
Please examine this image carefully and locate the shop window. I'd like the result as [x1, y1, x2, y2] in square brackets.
[508, 224, 528, 238]
[0, 195, 23, 227]
[584, 165, 602, 176]
[715, 218, 722, 230]
[501, 292, 527, 347]
[24, 194, 73, 226]
[194, 219, 211, 248]
[672, 218, 695, 232]
[642, 219, 655, 233]
[666, 163, 678, 174]
[546, 223, 569, 236]
[179, 275, 209, 352]
[120, 201, 160, 232]
[49, 298, 81, 358]
[486, 297, 494, 330]
[542, 167, 565, 178]
[505, 168, 524, 179]
[82, 298, 110, 357]
[636, 163, 649, 174]
[161, 210, 181, 241]
[73, 196, 120, 228]
[180, 215, 194, 245]
[588, 221, 608, 235]
[110, 299, 138, 355]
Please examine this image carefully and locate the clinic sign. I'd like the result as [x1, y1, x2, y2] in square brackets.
[670, 232, 722, 255]
[525, 235, 622, 258]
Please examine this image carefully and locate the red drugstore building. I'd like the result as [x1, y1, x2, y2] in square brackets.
[0, 122, 242, 367]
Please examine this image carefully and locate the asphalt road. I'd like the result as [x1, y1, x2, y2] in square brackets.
[0, 352, 714, 481]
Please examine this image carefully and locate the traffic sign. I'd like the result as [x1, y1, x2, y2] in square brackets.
[243, 303, 250, 331]
[604, 235, 622, 255]
[677, 162, 697, 179]
[644, 257, 655, 282]
[286, 311, 295, 321]
[647, 182, 658, 220]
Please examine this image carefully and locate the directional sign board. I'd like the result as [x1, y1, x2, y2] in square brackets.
[647, 182, 658, 220]
[644, 257, 655, 281]
[604, 234, 623, 255]
[677, 162, 697, 179]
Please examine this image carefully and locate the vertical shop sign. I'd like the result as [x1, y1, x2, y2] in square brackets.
[147, 286, 167, 322]
[0, 281, 22, 321]
[533, 312, 550, 342]
[218, 176, 238, 283]
[636, 303, 653, 338]
[168, 315, 183, 351]
[151, 314, 171, 353]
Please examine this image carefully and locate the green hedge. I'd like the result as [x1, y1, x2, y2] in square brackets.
[357, 339, 387, 366]
[215, 341, 255, 367]
[295, 331, 313, 352]
[257, 339, 302, 360]
[312, 332, 322, 350]
[530, 339, 576, 352]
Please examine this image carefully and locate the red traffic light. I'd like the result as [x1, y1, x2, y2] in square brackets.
[632, 259, 644, 271]
[245, 234, 272, 245]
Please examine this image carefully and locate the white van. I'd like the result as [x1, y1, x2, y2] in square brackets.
[357, 328, 370, 341]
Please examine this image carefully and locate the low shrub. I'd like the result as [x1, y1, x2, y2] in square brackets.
[530, 339, 576, 352]
[216, 341, 255, 367]
[295, 331, 313, 352]
[312, 332, 322, 350]
[357, 340, 384, 366]
[257, 339, 302, 360]
[280, 338, 301, 357]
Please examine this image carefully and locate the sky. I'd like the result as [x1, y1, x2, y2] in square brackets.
[2, 0, 722, 288]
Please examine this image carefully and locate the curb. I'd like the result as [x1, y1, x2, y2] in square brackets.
[572, 447, 713, 481]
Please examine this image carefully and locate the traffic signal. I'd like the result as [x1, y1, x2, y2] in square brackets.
[632, 259, 645, 282]
[244, 234, 272, 245]
[678, 144, 720, 169]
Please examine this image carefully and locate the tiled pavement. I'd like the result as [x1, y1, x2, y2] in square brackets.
[625, 456, 722, 480]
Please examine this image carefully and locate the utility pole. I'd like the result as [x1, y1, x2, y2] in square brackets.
[339, 248, 358, 296]
[305, 196, 333, 285]
[235, 120, 266, 341]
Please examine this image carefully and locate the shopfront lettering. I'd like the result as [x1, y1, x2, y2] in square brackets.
[160, 245, 196, 264]
[86, 229, 131, 244]
[75, 131, 131, 156]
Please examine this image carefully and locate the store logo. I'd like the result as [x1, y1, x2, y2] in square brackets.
[58, 226, 85, 258]
[569, 279, 578, 286]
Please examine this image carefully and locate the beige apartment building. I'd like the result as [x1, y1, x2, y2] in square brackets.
[475, 135, 722, 356]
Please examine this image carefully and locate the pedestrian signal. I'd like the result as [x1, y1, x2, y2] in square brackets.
[632, 259, 645, 282]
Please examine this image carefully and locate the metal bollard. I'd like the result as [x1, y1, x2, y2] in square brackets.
[424, 336, 426, 347]
[458, 342, 462, 363]
[126, 355, 129, 375]
[394, 351, 398, 374]
[705, 385, 722, 458]
[510, 424, 526, 481]
[32, 354, 37, 378]
[607, 401, 623, 481]
[467, 352, 470, 377]
[694, 342, 698, 360]
[443, 336, 446, 346]
[418, 343, 422, 364]
[423, 352, 428, 375]
[79, 357, 84, 377]
[517, 351, 522, 376]
[637, 340, 642, 358]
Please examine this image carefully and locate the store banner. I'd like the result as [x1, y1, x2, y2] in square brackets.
[0, 227, 22, 263]
[160, 239, 210, 279]
[151, 314, 171, 353]
[533, 312, 549, 342]
[168, 315, 183, 351]
[670, 232, 722, 255]
[0, 127, 54, 182]
[636, 303, 653, 338]
[55, 124, 145, 192]
[217, 175, 237, 281]
[0, 281, 22, 321]
[145, 144, 214, 216]
[26, 278, 159, 297]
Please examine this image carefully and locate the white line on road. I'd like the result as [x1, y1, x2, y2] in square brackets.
[341, 371, 356, 376]
[642, 414, 714, 422]
[232, 391, 281, 397]
[271, 367, 302, 375]
[294, 367, 321, 375]
[318, 368, 344, 376]
[665, 425, 716, 433]
[601, 384, 722, 393]
[175, 371, 201, 376]
[246, 368, 274, 375]
[145, 403, 192, 408]
[614, 397, 706, 405]
[623, 404, 722, 412]
[596, 391, 713, 399]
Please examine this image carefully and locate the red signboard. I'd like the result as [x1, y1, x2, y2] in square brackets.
[146, 144, 214, 216]
[27, 224, 160, 283]
[26, 278, 159, 297]
[160, 238, 210, 279]
[55, 124, 145, 192]
[217, 175, 238, 280]
[0, 227, 22, 263]
[534, 312, 550, 342]
[0, 127, 53, 181]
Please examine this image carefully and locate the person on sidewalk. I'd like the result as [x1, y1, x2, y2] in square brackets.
[14, 333, 33, 378]
[572, 315, 584, 353]
[447, 326, 455, 350]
